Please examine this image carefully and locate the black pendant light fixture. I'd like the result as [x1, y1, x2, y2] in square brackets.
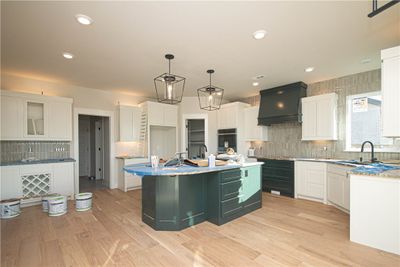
[154, 54, 186, 104]
[197, 69, 224, 111]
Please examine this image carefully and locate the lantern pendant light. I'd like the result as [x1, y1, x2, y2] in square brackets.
[154, 54, 186, 105]
[197, 69, 224, 111]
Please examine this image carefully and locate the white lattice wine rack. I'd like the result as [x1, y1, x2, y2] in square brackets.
[22, 173, 51, 198]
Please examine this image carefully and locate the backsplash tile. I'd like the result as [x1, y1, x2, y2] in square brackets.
[240, 69, 400, 161]
[0, 141, 71, 163]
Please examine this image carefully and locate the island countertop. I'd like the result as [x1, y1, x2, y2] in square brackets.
[124, 162, 263, 176]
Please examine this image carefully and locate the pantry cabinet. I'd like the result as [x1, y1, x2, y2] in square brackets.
[327, 164, 351, 212]
[244, 106, 268, 141]
[301, 93, 337, 141]
[143, 101, 178, 127]
[118, 105, 141, 141]
[295, 161, 327, 203]
[381, 46, 400, 137]
[0, 90, 73, 141]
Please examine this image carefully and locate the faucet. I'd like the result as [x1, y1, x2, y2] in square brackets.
[199, 144, 208, 159]
[360, 141, 377, 163]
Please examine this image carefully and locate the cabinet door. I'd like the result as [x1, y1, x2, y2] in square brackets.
[305, 168, 325, 199]
[382, 55, 400, 137]
[52, 163, 74, 197]
[49, 101, 72, 140]
[327, 172, 343, 207]
[241, 166, 261, 208]
[0, 166, 22, 200]
[245, 107, 257, 140]
[24, 100, 49, 138]
[296, 162, 326, 201]
[147, 102, 164, 126]
[163, 105, 177, 127]
[1, 96, 24, 140]
[119, 106, 134, 141]
[343, 173, 350, 210]
[217, 108, 227, 129]
[301, 100, 317, 140]
[316, 98, 334, 139]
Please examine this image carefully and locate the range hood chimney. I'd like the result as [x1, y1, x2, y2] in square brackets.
[258, 82, 307, 126]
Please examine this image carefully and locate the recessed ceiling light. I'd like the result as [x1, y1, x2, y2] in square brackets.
[361, 58, 371, 64]
[305, 67, 314, 73]
[252, 82, 259, 86]
[253, 30, 267, 40]
[62, 52, 74, 59]
[75, 14, 93, 25]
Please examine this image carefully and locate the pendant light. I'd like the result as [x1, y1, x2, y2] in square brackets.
[197, 69, 224, 111]
[154, 54, 186, 105]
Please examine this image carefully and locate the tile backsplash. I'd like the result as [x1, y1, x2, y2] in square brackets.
[0, 141, 71, 163]
[239, 69, 400, 161]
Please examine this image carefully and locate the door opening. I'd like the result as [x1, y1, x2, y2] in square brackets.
[78, 115, 110, 192]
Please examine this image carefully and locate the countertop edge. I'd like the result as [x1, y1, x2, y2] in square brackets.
[0, 158, 76, 166]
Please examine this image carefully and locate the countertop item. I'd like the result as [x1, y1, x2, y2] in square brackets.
[0, 158, 76, 166]
[124, 162, 263, 176]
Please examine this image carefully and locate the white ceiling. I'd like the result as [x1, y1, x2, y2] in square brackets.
[2, 1, 399, 100]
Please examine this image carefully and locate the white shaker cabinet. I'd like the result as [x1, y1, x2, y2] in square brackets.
[1, 95, 24, 140]
[49, 101, 72, 141]
[144, 101, 178, 127]
[295, 161, 327, 203]
[381, 46, 400, 137]
[327, 164, 351, 212]
[0, 166, 23, 200]
[118, 105, 141, 142]
[52, 162, 75, 197]
[301, 93, 337, 140]
[117, 157, 147, 192]
[244, 106, 268, 141]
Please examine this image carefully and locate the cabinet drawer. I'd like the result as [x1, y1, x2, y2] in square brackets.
[221, 196, 243, 218]
[220, 169, 241, 183]
[221, 179, 243, 201]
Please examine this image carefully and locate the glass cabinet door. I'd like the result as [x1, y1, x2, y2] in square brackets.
[26, 101, 45, 136]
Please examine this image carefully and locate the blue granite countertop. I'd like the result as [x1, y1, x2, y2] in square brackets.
[348, 163, 400, 179]
[0, 158, 76, 166]
[124, 162, 263, 176]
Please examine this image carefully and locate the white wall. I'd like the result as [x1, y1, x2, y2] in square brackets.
[178, 97, 219, 155]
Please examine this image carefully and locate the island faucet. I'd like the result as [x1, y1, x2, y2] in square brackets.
[360, 141, 377, 163]
[199, 144, 208, 159]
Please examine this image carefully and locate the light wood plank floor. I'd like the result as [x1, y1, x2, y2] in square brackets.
[2, 190, 399, 267]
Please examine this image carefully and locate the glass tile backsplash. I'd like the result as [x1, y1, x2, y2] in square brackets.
[0, 141, 71, 163]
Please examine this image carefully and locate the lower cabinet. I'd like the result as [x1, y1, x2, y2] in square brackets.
[117, 158, 147, 192]
[295, 161, 327, 203]
[207, 165, 262, 225]
[0, 162, 75, 202]
[327, 164, 351, 212]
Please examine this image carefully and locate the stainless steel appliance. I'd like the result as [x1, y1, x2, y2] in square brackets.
[217, 128, 237, 154]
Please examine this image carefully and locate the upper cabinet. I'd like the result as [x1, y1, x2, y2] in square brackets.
[1, 90, 73, 141]
[118, 105, 141, 142]
[244, 106, 268, 141]
[301, 93, 337, 141]
[381, 46, 400, 137]
[142, 101, 178, 127]
[217, 102, 250, 130]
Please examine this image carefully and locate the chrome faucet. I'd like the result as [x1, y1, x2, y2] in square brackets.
[360, 141, 377, 163]
[199, 144, 208, 159]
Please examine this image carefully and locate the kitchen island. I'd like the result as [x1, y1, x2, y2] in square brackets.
[124, 162, 263, 231]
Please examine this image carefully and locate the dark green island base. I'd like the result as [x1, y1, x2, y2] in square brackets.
[141, 165, 262, 231]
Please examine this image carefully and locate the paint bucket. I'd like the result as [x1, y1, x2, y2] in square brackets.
[75, 192, 93, 212]
[0, 199, 21, 219]
[48, 196, 67, 216]
[42, 193, 61, 212]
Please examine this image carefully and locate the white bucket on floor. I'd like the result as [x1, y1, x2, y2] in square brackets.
[75, 192, 93, 211]
[42, 193, 61, 212]
[0, 199, 21, 219]
[48, 196, 67, 216]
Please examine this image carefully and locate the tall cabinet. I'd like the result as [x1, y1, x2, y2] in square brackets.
[381, 46, 400, 137]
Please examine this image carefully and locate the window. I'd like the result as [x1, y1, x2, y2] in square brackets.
[346, 91, 399, 152]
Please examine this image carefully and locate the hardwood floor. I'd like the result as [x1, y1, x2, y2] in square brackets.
[2, 190, 399, 267]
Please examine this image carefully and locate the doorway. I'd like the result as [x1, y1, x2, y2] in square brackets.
[78, 115, 110, 192]
[182, 114, 209, 159]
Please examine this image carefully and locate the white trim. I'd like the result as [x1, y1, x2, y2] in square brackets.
[181, 113, 209, 158]
[73, 108, 116, 194]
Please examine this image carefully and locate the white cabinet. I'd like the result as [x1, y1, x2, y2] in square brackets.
[144, 101, 178, 127]
[0, 162, 75, 201]
[301, 93, 337, 140]
[295, 161, 327, 203]
[118, 105, 141, 142]
[1, 90, 73, 141]
[117, 157, 147, 192]
[1, 95, 24, 140]
[217, 102, 249, 130]
[244, 106, 268, 141]
[327, 164, 351, 212]
[0, 166, 23, 200]
[381, 46, 400, 137]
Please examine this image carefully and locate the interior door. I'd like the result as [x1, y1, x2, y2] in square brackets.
[95, 119, 104, 180]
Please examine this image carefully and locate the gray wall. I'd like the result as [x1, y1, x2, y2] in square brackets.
[240, 69, 400, 161]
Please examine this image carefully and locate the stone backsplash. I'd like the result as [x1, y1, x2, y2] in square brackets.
[239, 69, 400, 161]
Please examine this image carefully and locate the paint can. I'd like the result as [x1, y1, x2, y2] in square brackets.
[0, 199, 21, 219]
[75, 192, 93, 212]
[42, 193, 61, 212]
[48, 196, 67, 216]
